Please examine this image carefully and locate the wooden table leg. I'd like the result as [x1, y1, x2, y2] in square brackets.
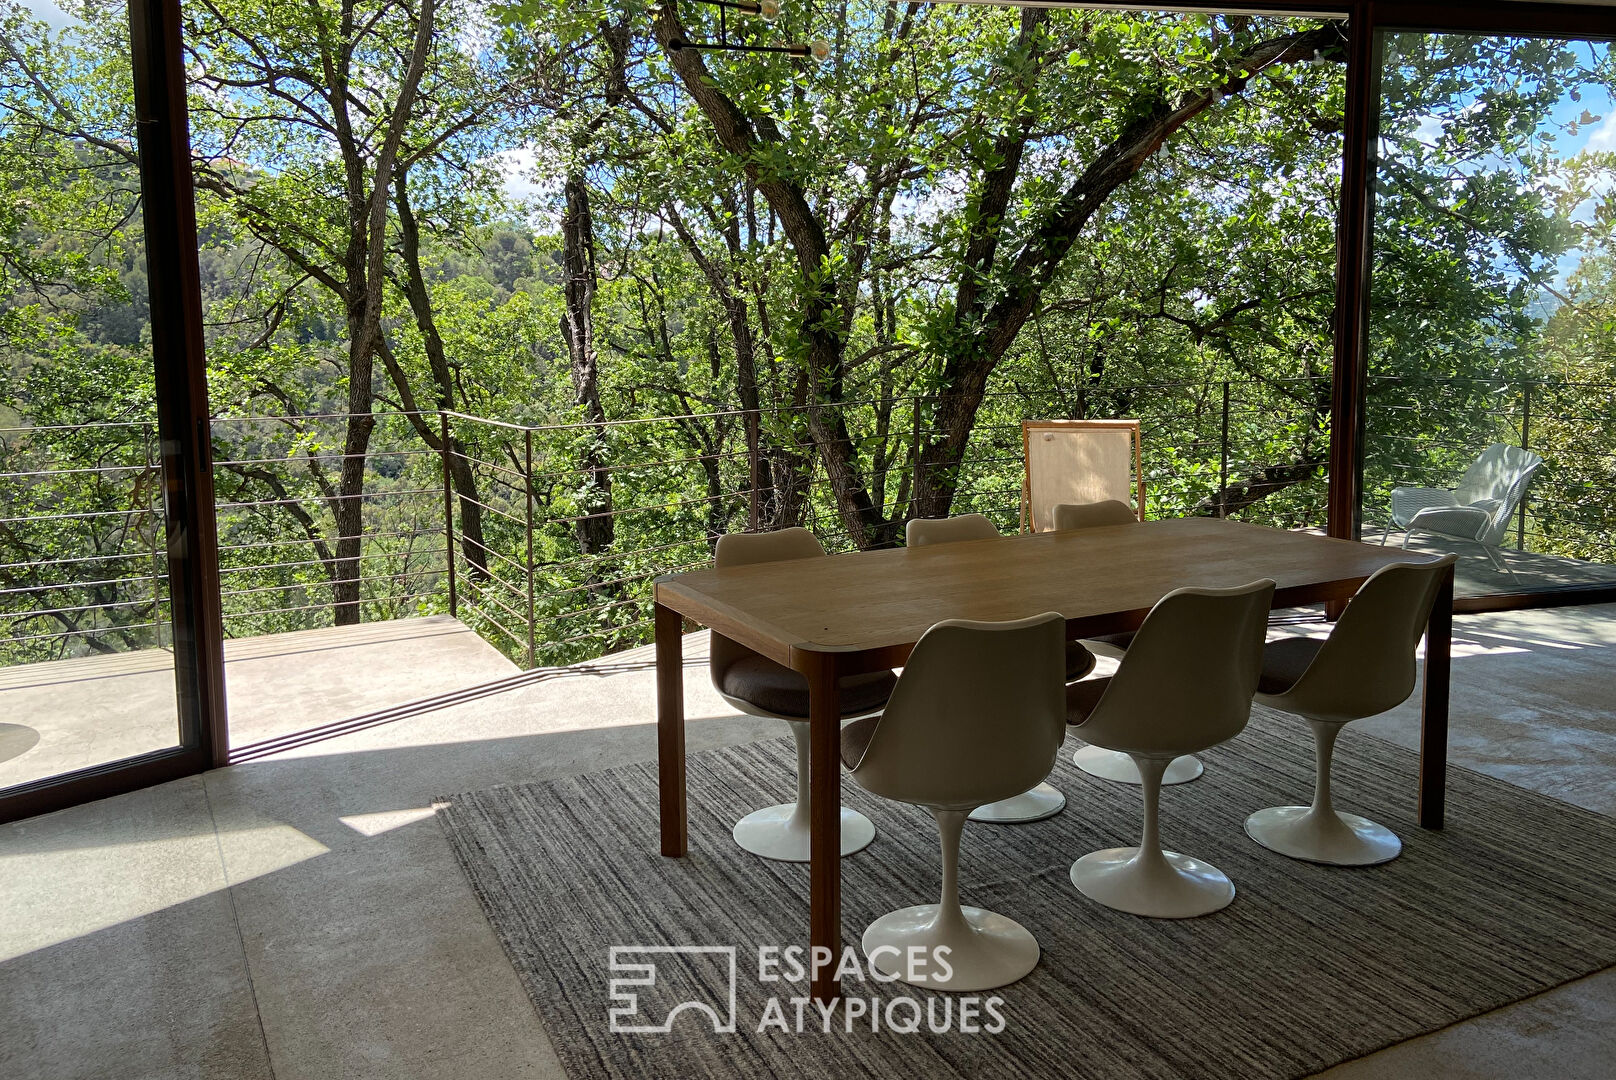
[1418, 565, 1454, 829]
[805, 652, 842, 1004]
[656, 601, 687, 857]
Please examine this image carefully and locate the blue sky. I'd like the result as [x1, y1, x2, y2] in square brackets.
[1548, 41, 1616, 158]
[19, 0, 72, 30]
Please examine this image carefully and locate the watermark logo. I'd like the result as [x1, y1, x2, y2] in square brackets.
[607, 944, 1006, 1036]
[607, 945, 738, 1034]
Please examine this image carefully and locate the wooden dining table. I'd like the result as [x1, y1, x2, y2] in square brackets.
[651, 517, 1454, 1002]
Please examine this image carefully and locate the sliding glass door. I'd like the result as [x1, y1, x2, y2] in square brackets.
[1362, 27, 1616, 601]
[0, 0, 217, 820]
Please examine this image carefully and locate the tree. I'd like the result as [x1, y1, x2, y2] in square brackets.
[184, 0, 445, 622]
[653, 2, 1344, 545]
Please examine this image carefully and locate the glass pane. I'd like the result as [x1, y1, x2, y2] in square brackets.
[0, 0, 182, 788]
[1364, 31, 1616, 598]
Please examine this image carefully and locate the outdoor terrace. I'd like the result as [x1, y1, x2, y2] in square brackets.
[0, 616, 517, 789]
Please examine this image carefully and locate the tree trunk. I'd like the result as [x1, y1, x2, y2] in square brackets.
[327, 0, 438, 625]
[908, 24, 1342, 522]
[392, 170, 488, 578]
[659, 5, 1336, 542]
[331, 315, 376, 624]
[560, 172, 614, 559]
[655, 6, 888, 546]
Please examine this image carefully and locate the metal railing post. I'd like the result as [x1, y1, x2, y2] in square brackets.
[1218, 381, 1231, 520]
[1518, 381, 1531, 551]
[440, 411, 457, 618]
[747, 409, 760, 532]
[525, 427, 536, 669]
[146, 420, 164, 649]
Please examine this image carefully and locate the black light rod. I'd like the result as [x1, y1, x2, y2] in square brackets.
[666, 37, 811, 55]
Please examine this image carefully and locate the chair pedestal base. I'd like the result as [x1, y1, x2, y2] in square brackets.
[732, 804, 875, 862]
[861, 904, 1039, 992]
[1244, 805, 1402, 866]
[968, 782, 1065, 824]
[1070, 847, 1234, 918]
[1072, 746, 1203, 786]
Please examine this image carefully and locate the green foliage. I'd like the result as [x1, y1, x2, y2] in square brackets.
[3, 4, 1614, 668]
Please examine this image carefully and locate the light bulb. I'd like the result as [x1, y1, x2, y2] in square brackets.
[808, 38, 831, 62]
[757, 0, 782, 20]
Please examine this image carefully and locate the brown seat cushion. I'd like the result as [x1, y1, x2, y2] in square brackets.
[717, 653, 897, 719]
[840, 715, 881, 770]
[1066, 641, 1098, 681]
[1259, 636, 1325, 696]
[1065, 676, 1113, 724]
[1087, 631, 1136, 652]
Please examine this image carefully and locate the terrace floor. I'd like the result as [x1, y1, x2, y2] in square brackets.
[1347, 528, 1616, 596]
[0, 616, 519, 790]
[2, 605, 1615, 1079]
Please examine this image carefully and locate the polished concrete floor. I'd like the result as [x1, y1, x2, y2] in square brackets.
[1, 607, 1613, 1080]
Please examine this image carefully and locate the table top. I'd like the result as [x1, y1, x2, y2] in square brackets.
[654, 518, 1443, 669]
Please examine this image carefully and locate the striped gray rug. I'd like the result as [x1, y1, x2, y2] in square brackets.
[437, 707, 1616, 1080]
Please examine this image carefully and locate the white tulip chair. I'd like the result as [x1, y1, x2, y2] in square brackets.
[1245, 555, 1457, 866]
[905, 513, 1096, 823]
[709, 528, 894, 861]
[1067, 580, 1274, 918]
[1051, 500, 1204, 787]
[842, 612, 1067, 990]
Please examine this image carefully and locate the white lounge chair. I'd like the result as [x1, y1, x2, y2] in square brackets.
[1385, 443, 1543, 576]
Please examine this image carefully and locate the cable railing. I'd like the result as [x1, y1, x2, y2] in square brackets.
[0, 419, 167, 655]
[436, 378, 1333, 666]
[206, 411, 448, 639]
[4, 373, 1612, 670]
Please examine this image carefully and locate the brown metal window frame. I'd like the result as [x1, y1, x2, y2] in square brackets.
[5, 0, 1615, 822]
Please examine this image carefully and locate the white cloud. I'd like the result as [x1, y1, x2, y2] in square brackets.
[1587, 111, 1616, 152]
[491, 146, 562, 208]
[1412, 113, 1444, 145]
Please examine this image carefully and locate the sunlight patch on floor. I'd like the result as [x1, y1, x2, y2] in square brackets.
[340, 807, 439, 836]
